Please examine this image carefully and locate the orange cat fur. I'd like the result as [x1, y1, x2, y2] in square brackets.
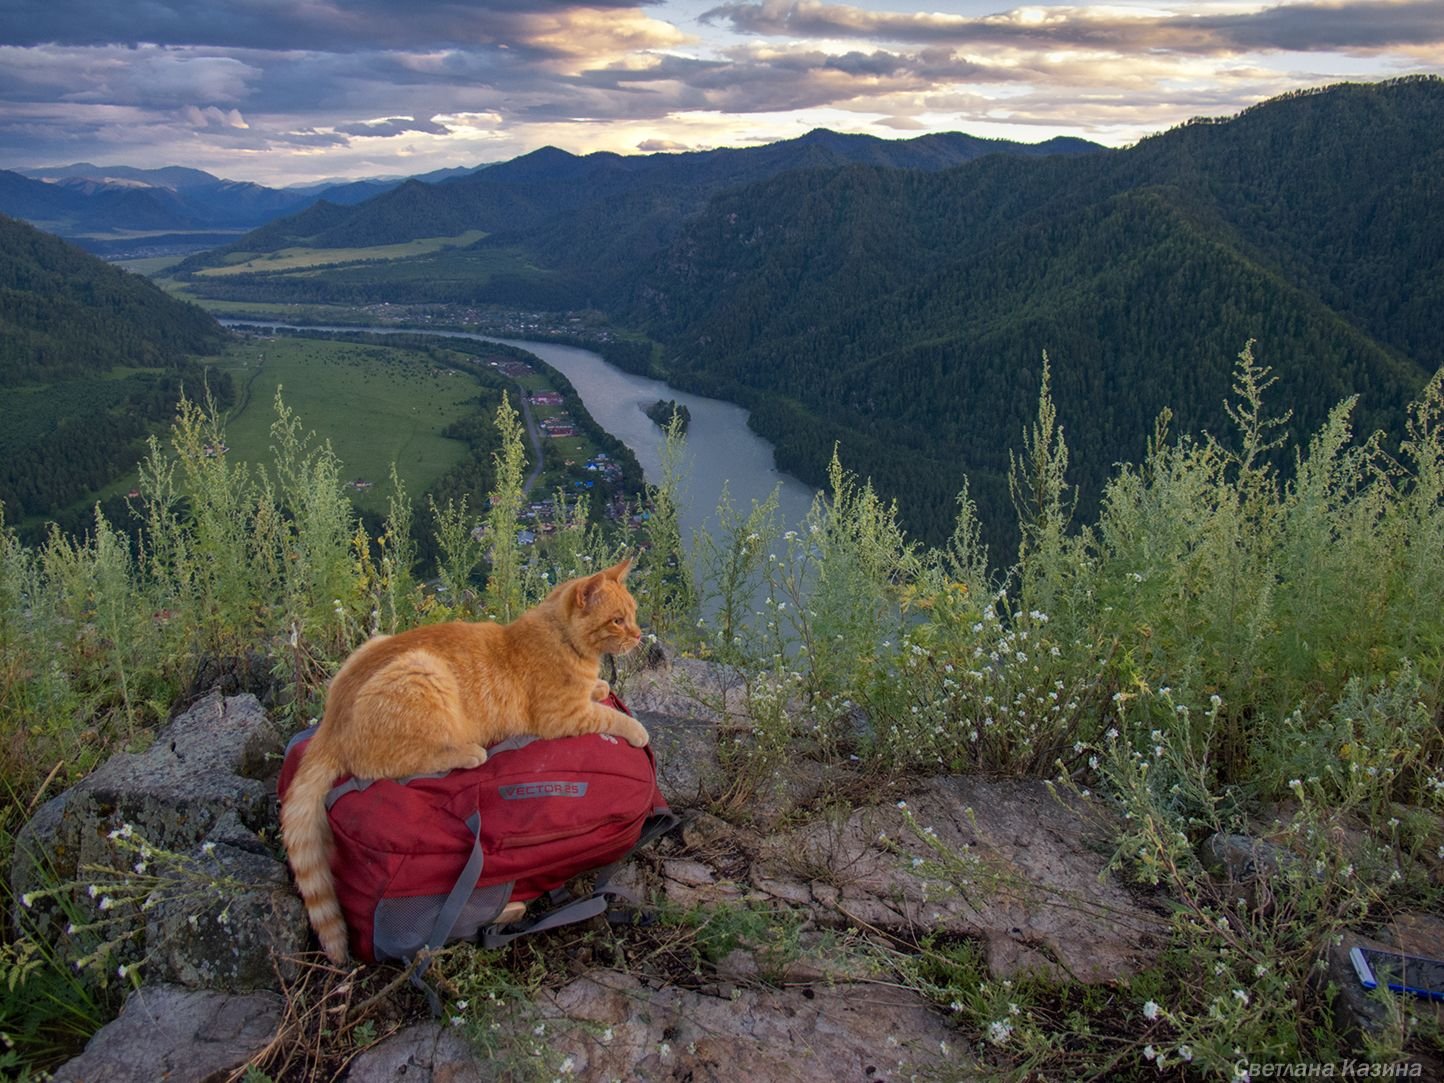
[281, 556, 648, 964]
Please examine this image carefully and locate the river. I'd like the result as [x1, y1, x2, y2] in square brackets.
[219, 321, 817, 550]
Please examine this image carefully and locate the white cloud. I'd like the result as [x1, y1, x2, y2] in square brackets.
[181, 105, 249, 129]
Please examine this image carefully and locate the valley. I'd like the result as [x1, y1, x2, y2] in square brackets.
[145, 78, 1444, 554]
[5, 78, 1443, 557]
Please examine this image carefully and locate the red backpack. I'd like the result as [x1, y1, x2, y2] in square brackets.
[277, 694, 676, 965]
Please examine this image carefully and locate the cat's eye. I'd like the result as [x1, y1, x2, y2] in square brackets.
[611, 617, 624, 625]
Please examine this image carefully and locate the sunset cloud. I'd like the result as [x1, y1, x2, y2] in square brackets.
[702, 0, 1444, 56]
[0, 0, 1438, 184]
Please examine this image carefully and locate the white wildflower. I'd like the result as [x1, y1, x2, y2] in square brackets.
[987, 1020, 1013, 1045]
[1142, 1000, 1160, 1021]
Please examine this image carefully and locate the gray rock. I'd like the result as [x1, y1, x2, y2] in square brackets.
[754, 775, 1167, 983]
[540, 969, 969, 1082]
[622, 658, 736, 804]
[345, 1023, 487, 1083]
[1200, 832, 1304, 881]
[621, 656, 750, 728]
[52, 983, 281, 1083]
[10, 692, 302, 991]
[147, 842, 309, 991]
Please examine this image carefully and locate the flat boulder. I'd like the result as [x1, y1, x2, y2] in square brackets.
[750, 775, 1167, 982]
[51, 983, 281, 1083]
[347, 970, 968, 1082]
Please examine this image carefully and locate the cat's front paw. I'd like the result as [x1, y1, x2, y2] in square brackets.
[591, 678, 610, 702]
[619, 719, 649, 748]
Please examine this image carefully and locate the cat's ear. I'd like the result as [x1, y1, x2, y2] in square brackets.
[573, 571, 606, 610]
[603, 555, 632, 582]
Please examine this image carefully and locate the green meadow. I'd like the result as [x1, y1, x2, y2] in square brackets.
[206, 337, 477, 514]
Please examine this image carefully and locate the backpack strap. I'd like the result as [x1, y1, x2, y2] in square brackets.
[410, 810, 489, 1015]
[478, 807, 680, 949]
[480, 886, 632, 949]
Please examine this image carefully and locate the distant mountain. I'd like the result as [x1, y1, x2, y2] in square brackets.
[175, 126, 1105, 296]
[0, 168, 204, 233]
[0, 214, 228, 523]
[0, 162, 428, 256]
[26, 162, 226, 190]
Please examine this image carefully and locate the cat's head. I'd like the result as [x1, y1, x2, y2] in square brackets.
[570, 557, 643, 656]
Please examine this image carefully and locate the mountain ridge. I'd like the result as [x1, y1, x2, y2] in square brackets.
[177, 126, 1106, 262]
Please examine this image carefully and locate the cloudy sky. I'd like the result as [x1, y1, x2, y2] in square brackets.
[2, 0, 1441, 185]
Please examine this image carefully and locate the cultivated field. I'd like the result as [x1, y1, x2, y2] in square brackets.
[197, 231, 487, 276]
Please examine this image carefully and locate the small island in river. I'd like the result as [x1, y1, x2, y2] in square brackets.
[643, 398, 691, 434]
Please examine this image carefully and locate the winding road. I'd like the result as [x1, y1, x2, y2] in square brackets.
[513, 390, 545, 495]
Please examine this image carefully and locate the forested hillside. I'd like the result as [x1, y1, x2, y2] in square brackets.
[0, 215, 229, 523]
[0, 214, 224, 382]
[633, 77, 1443, 544]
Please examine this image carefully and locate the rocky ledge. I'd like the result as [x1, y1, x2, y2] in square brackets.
[18, 660, 1426, 1080]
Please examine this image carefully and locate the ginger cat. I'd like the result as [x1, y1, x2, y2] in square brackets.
[281, 556, 648, 965]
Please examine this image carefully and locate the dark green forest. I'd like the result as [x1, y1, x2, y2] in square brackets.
[629, 78, 1443, 545]
[0, 214, 224, 384]
[0, 215, 230, 528]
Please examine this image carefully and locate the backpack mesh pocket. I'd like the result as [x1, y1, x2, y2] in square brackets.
[372, 882, 514, 961]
